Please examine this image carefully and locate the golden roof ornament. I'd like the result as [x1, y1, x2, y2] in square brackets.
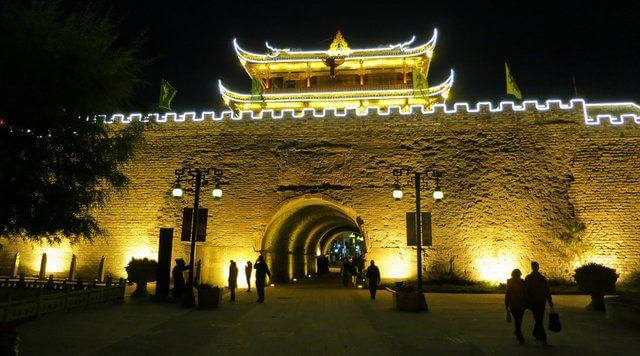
[327, 31, 351, 56]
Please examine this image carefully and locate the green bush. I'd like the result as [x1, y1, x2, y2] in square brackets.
[125, 258, 158, 284]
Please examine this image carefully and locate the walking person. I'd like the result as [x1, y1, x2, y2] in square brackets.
[505, 269, 526, 343]
[245, 261, 253, 292]
[366, 260, 381, 300]
[228, 260, 238, 302]
[348, 257, 357, 286]
[525, 261, 553, 344]
[254, 255, 271, 303]
[341, 258, 351, 287]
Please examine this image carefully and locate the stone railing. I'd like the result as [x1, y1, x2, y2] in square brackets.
[0, 278, 125, 323]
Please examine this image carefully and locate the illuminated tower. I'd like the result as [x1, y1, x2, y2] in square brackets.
[219, 30, 454, 112]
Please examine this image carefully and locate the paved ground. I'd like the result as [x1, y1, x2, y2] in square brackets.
[17, 276, 640, 356]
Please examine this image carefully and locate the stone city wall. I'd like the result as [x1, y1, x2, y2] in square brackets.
[3, 100, 640, 286]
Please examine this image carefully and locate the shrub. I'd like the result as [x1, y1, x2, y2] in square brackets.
[574, 263, 619, 311]
[125, 258, 157, 298]
[125, 258, 158, 283]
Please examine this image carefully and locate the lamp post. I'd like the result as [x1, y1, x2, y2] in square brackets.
[172, 167, 224, 306]
[392, 168, 443, 291]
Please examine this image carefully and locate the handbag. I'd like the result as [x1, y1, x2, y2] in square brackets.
[506, 307, 512, 323]
[548, 306, 561, 332]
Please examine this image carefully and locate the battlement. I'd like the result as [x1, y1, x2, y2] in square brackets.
[99, 99, 640, 126]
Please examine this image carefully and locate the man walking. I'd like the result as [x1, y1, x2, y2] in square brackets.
[245, 261, 253, 292]
[366, 260, 381, 300]
[525, 261, 553, 344]
[254, 255, 271, 303]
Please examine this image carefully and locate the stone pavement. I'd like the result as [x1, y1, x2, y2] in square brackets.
[17, 278, 640, 356]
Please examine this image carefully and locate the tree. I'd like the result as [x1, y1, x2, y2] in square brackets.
[0, 0, 146, 243]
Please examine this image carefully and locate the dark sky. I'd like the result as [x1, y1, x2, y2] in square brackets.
[112, 0, 640, 111]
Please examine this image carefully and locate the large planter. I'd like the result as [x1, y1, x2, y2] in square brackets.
[125, 258, 158, 299]
[197, 286, 221, 309]
[391, 288, 428, 312]
[574, 263, 619, 311]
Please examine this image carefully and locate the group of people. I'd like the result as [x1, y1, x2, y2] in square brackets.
[339, 254, 366, 287]
[504, 261, 554, 344]
[227, 255, 271, 303]
[172, 255, 272, 303]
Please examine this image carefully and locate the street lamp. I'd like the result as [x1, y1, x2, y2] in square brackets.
[212, 182, 222, 199]
[391, 167, 444, 291]
[171, 167, 224, 307]
[171, 181, 184, 197]
[392, 182, 404, 201]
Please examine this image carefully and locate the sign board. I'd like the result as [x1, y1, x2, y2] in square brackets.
[406, 212, 432, 247]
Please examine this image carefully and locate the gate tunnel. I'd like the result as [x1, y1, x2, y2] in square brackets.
[261, 197, 365, 282]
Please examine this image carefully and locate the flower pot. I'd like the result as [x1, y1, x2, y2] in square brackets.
[587, 293, 606, 311]
[131, 281, 148, 298]
[197, 286, 221, 309]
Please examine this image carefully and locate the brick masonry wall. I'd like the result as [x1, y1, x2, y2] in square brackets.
[3, 103, 640, 285]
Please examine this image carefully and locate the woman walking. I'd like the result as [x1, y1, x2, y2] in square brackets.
[505, 268, 526, 343]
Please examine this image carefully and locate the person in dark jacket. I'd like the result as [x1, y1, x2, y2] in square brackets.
[366, 260, 381, 300]
[505, 269, 526, 343]
[341, 258, 351, 287]
[525, 261, 553, 344]
[348, 258, 357, 286]
[228, 260, 238, 302]
[245, 261, 253, 292]
[171, 258, 191, 298]
[254, 255, 271, 303]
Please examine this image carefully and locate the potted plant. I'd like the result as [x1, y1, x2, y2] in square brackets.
[125, 258, 158, 298]
[197, 284, 221, 309]
[390, 282, 428, 312]
[574, 263, 619, 311]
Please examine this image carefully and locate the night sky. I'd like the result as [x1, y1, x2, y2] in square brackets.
[111, 1, 640, 111]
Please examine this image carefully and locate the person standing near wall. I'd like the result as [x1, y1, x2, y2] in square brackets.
[254, 255, 271, 303]
[366, 260, 381, 300]
[505, 269, 526, 344]
[525, 261, 553, 344]
[228, 260, 238, 302]
[171, 258, 190, 298]
[245, 261, 253, 292]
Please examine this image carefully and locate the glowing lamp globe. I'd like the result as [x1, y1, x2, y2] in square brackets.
[392, 184, 403, 201]
[212, 183, 223, 200]
[433, 188, 444, 201]
[172, 187, 183, 198]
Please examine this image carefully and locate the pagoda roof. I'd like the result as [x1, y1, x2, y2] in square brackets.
[234, 29, 438, 64]
[219, 69, 454, 104]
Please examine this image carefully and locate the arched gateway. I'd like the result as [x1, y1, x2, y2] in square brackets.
[261, 196, 365, 282]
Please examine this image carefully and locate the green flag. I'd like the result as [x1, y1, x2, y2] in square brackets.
[159, 79, 177, 110]
[505, 63, 522, 99]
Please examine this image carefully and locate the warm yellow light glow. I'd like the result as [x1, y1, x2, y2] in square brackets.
[33, 247, 68, 274]
[475, 252, 517, 284]
[381, 254, 413, 279]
